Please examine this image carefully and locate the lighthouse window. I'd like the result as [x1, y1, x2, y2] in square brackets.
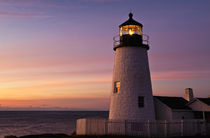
[138, 96, 144, 108]
[120, 25, 142, 36]
[114, 81, 120, 93]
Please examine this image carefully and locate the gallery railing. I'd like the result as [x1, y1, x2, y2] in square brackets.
[113, 34, 149, 49]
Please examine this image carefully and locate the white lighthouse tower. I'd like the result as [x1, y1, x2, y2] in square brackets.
[109, 13, 155, 121]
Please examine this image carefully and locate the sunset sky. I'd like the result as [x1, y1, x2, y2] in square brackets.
[0, 0, 210, 110]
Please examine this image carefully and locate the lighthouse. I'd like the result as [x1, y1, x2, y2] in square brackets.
[76, 13, 208, 137]
[109, 13, 155, 121]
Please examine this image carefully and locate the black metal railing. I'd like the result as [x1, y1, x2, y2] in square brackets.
[113, 35, 120, 47]
[113, 34, 149, 48]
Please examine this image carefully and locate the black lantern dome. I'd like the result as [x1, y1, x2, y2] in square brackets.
[119, 13, 143, 28]
[113, 13, 149, 51]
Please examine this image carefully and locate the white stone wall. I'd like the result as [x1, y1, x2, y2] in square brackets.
[109, 46, 155, 120]
[188, 100, 210, 111]
[154, 98, 172, 120]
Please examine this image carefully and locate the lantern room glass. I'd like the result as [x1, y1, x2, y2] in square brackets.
[120, 25, 142, 36]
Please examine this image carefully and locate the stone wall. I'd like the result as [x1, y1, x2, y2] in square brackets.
[109, 46, 155, 120]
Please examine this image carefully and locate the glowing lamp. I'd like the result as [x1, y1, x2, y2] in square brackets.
[129, 29, 134, 35]
[120, 24, 142, 36]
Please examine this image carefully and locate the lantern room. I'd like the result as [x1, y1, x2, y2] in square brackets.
[119, 13, 143, 47]
[120, 24, 142, 36]
[113, 13, 149, 51]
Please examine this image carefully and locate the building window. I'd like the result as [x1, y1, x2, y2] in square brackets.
[138, 96, 144, 108]
[114, 81, 120, 93]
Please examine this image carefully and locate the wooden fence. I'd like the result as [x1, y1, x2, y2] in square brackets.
[77, 119, 209, 137]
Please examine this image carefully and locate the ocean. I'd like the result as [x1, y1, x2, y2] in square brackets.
[0, 111, 108, 138]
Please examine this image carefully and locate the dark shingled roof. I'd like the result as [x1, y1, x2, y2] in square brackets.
[119, 13, 143, 28]
[197, 98, 210, 106]
[154, 96, 191, 110]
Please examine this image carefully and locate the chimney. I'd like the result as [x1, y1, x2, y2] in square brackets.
[185, 88, 194, 101]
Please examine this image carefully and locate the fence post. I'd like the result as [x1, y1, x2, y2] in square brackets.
[202, 120, 206, 136]
[147, 120, 150, 137]
[181, 120, 184, 136]
[124, 120, 127, 135]
[164, 120, 167, 137]
[105, 120, 108, 135]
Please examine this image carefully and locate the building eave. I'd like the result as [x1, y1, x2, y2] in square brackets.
[187, 98, 210, 107]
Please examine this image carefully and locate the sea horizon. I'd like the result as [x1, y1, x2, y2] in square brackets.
[0, 111, 109, 138]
